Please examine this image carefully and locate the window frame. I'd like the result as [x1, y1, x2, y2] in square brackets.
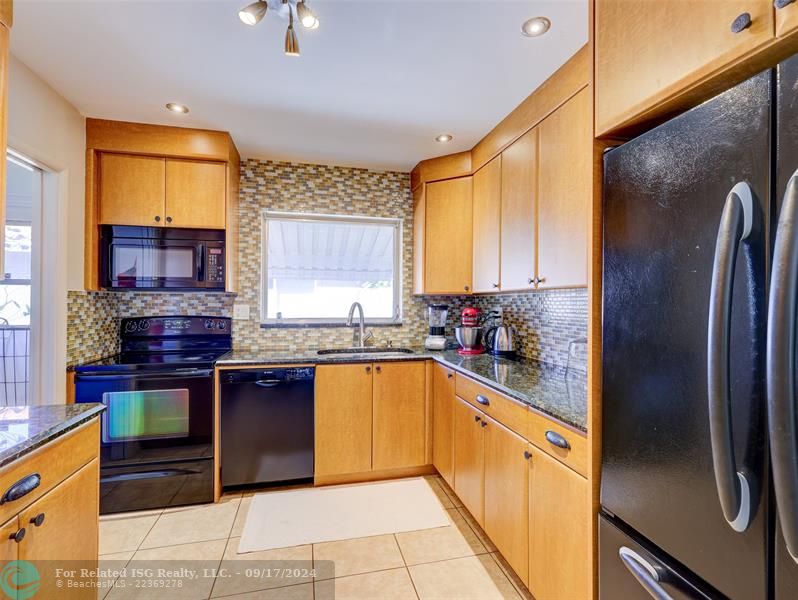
[260, 210, 403, 326]
[2, 221, 32, 286]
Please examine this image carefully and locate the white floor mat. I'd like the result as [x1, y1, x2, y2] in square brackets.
[238, 477, 451, 553]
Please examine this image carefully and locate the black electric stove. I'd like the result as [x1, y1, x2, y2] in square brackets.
[74, 316, 231, 514]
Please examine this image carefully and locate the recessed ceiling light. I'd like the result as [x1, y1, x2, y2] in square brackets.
[435, 134, 453, 143]
[166, 103, 189, 114]
[521, 16, 551, 37]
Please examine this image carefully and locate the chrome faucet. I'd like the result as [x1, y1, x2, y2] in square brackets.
[346, 302, 373, 348]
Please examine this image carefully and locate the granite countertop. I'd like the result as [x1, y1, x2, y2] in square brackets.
[0, 403, 105, 469]
[217, 347, 587, 432]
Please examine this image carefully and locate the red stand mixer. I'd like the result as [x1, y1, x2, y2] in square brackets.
[455, 307, 485, 355]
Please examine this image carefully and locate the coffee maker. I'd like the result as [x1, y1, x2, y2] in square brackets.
[424, 304, 449, 350]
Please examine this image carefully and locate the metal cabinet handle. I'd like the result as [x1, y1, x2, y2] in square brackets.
[776, 0, 796, 8]
[30, 513, 45, 527]
[254, 379, 281, 388]
[769, 170, 798, 561]
[9, 528, 25, 544]
[475, 395, 490, 406]
[1, 474, 41, 505]
[545, 430, 571, 450]
[731, 12, 752, 33]
[154, 215, 161, 223]
[618, 547, 673, 600]
[708, 181, 755, 533]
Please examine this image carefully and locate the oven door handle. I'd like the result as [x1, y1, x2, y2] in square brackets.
[75, 369, 214, 381]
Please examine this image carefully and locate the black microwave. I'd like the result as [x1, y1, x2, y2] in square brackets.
[100, 225, 226, 291]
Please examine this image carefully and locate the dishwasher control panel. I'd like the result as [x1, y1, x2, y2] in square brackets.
[221, 367, 315, 384]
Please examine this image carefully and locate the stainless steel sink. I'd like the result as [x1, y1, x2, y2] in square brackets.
[317, 347, 415, 356]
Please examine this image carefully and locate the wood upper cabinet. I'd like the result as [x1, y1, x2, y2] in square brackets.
[413, 185, 426, 295]
[99, 154, 166, 226]
[596, 0, 775, 135]
[372, 361, 426, 470]
[432, 363, 455, 487]
[500, 128, 537, 291]
[528, 445, 589, 600]
[315, 363, 373, 477]
[472, 156, 502, 293]
[453, 396, 485, 526]
[536, 88, 590, 289]
[484, 415, 529, 586]
[18, 459, 100, 599]
[166, 159, 226, 229]
[424, 177, 473, 294]
[777, 0, 798, 36]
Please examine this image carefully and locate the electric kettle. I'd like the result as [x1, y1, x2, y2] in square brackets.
[484, 323, 516, 358]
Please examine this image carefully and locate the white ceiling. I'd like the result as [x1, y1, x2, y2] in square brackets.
[10, 0, 588, 171]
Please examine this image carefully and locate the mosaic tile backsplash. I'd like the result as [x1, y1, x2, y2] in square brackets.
[67, 158, 587, 368]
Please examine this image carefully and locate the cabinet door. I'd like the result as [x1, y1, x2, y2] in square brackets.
[425, 177, 473, 294]
[432, 363, 455, 487]
[0, 515, 18, 564]
[99, 154, 165, 226]
[165, 159, 226, 229]
[484, 416, 529, 586]
[777, 0, 798, 37]
[596, 0, 774, 135]
[528, 446, 589, 600]
[472, 156, 502, 293]
[18, 459, 99, 600]
[453, 397, 485, 526]
[373, 361, 426, 470]
[413, 185, 426, 295]
[315, 364, 373, 476]
[537, 88, 590, 289]
[500, 129, 537, 291]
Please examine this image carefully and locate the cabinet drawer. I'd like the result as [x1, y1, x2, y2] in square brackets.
[455, 374, 528, 439]
[0, 420, 99, 525]
[527, 409, 587, 477]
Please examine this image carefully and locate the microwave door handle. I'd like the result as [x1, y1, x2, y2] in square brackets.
[198, 245, 206, 282]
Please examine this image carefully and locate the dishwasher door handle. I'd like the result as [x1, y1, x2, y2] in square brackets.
[254, 379, 282, 388]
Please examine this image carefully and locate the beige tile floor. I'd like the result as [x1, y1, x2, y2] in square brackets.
[98, 475, 532, 600]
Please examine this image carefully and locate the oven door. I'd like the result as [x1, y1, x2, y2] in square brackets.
[104, 238, 205, 289]
[75, 369, 214, 466]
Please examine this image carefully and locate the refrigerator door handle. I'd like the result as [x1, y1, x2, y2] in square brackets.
[767, 170, 798, 563]
[618, 547, 675, 600]
[707, 181, 754, 533]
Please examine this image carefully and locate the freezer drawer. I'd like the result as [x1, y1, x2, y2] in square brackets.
[600, 513, 716, 600]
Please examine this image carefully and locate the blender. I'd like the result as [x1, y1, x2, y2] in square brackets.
[425, 304, 449, 350]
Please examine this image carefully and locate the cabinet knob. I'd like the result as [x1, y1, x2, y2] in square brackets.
[474, 415, 481, 423]
[365, 366, 371, 373]
[731, 12, 752, 33]
[154, 216, 162, 223]
[537, 276, 546, 285]
[464, 286, 470, 292]
[776, 0, 795, 8]
[528, 277, 534, 285]
[30, 513, 45, 527]
[480, 420, 488, 428]
[447, 373, 453, 379]
[492, 283, 499, 289]
[524, 450, 531, 460]
[375, 365, 381, 373]
[9, 528, 25, 543]
[166, 216, 173, 224]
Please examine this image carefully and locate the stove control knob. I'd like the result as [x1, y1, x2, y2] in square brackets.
[124, 321, 137, 333]
[217, 321, 226, 330]
[138, 320, 150, 331]
[204, 319, 214, 330]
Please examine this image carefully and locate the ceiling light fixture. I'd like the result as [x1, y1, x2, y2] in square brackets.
[239, 0, 319, 56]
[436, 134, 453, 143]
[521, 16, 551, 37]
[166, 103, 189, 114]
[239, 0, 268, 26]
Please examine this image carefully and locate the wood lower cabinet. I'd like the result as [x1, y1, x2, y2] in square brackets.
[314, 363, 373, 477]
[528, 445, 589, 600]
[472, 156, 502, 293]
[165, 159, 226, 229]
[537, 88, 590, 289]
[500, 128, 537, 291]
[424, 177, 473, 294]
[372, 361, 426, 470]
[453, 396, 485, 526]
[19, 459, 100, 599]
[99, 153, 166, 226]
[432, 363, 455, 487]
[484, 416, 529, 586]
[595, 0, 774, 135]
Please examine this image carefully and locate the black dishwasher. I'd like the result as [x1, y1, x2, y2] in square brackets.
[220, 367, 314, 488]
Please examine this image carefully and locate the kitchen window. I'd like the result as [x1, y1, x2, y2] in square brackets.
[261, 212, 402, 325]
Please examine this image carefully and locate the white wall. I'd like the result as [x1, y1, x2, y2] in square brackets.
[7, 54, 85, 291]
[7, 54, 86, 403]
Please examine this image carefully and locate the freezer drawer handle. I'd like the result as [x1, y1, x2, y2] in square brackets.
[768, 169, 798, 562]
[707, 181, 755, 533]
[618, 547, 674, 600]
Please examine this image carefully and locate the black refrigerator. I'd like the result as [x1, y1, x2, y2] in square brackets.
[601, 54, 798, 599]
